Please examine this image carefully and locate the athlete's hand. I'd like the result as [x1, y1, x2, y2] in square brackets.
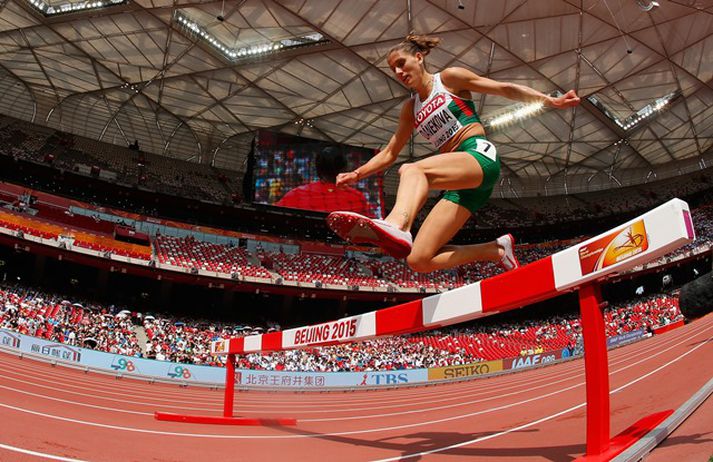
[336, 171, 360, 188]
[548, 90, 580, 109]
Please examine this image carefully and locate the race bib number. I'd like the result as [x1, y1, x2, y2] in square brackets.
[475, 139, 497, 162]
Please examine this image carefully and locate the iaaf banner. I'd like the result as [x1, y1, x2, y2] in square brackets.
[503, 349, 567, 370]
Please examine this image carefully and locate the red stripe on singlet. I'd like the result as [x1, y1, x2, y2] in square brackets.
[452, 96, 475, 118]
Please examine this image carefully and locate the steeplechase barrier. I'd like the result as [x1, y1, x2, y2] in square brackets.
[156, 198, 695, 460]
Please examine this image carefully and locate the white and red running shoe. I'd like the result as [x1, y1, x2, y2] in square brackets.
[327, 211, 413, 259]
[496, 233, 520, 271]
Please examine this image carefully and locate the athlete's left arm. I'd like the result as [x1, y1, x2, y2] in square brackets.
[441, 67, 580, 109]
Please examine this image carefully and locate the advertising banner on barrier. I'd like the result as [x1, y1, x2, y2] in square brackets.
[428, 359, 503, 380]
[0, 329, 428, 389]
[578, 220, 649, 276]
[503, 349, 566, 370]
[234, 369, 428, 389]
[0, 329, 21, 349]
[606, 329, 646, 348]
[0, 328, 226, 383]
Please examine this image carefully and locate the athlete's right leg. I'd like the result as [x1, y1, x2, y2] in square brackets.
[328, 151, 490, 259]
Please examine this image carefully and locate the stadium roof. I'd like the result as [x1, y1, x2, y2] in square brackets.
[0, 0, 712, 197]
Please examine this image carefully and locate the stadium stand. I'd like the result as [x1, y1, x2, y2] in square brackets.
[0, 283, 682, 371]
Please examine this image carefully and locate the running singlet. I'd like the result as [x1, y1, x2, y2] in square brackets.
[413, 72, 482, 149]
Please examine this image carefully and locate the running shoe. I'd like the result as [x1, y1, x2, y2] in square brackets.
[327, 211, 413, 259]
[496, 233, 520, 271]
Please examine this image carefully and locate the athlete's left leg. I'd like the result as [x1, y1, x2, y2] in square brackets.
[383, 151, 485, 232]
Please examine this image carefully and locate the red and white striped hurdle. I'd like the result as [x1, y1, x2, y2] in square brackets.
[158, 198, 696, 460]
[211, 198, 693, 355]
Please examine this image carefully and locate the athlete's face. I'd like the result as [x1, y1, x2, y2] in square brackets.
[387, 49, 424, 89]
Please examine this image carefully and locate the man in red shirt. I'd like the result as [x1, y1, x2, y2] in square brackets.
[276, 147, 372, 216]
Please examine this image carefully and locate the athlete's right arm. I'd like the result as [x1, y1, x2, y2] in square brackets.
[336, 101, 415, 187]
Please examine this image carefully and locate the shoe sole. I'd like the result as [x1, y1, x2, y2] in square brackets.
[327, 212, 411, 259]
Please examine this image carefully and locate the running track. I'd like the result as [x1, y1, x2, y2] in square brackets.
[0, 314, 711, 462]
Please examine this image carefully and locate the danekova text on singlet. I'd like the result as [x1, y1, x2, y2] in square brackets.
[413, 73, 482, 149]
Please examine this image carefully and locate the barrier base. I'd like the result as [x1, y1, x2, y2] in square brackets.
[154, 412, 297, 426]
[574, 410, 673, 461]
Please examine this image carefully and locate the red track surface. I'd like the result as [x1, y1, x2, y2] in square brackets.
[1, 313, 711, 462]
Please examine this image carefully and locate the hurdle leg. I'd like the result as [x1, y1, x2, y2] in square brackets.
[579, 282, 610, 456]
[575, 283, 674, 461]
[224, 353, 236, 418]
[155, 352, 296, 425]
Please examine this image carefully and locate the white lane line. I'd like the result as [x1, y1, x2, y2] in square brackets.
[0, 356, 577, 409]
[1, 317, 694, 415]
[303, 323, 713, 422]
[0, 443, 88, 462]
[371, 323, 713, 461]
[0, 375, 221, 413]
[0, 320, 698, 420]
[0, 321, 709, 441]
[0, 365, 583, 416]
[0, 378, 584, 440]
[0, 365, 220, 406]
[16, 321, 706, 423]
[0, 383, 153, 416]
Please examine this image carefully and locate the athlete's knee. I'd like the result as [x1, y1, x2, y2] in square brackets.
[398, 162, 421, 177]
[406, 252, 435, 273]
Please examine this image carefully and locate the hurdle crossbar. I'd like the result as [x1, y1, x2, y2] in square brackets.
[212, 198, 694, 356]
[184, 198, 695, 458]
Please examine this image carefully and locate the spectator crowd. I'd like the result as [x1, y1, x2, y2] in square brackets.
[0, 283, 683, 373]
[0, 113, 705, 374]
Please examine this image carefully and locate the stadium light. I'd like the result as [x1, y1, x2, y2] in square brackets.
[294, 118, 314, 129]
[174, 11, 329, 63]
[483, 91, 561, 131]
[636, 0, 660, 11]
[589, 91, 678, 132]
[26, 0, 125, 16]
[486, 101, 544, 128]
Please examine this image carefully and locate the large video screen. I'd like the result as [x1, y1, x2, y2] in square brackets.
[252, 130, 383, 218]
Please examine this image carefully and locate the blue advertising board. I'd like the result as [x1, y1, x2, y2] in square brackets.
[0, 329, 427, 389]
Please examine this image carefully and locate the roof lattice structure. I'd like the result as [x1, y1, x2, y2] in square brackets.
[0, 0, 712, 198]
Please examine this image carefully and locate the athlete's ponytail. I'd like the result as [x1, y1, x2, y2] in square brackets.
[390, 33, 441, 57]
